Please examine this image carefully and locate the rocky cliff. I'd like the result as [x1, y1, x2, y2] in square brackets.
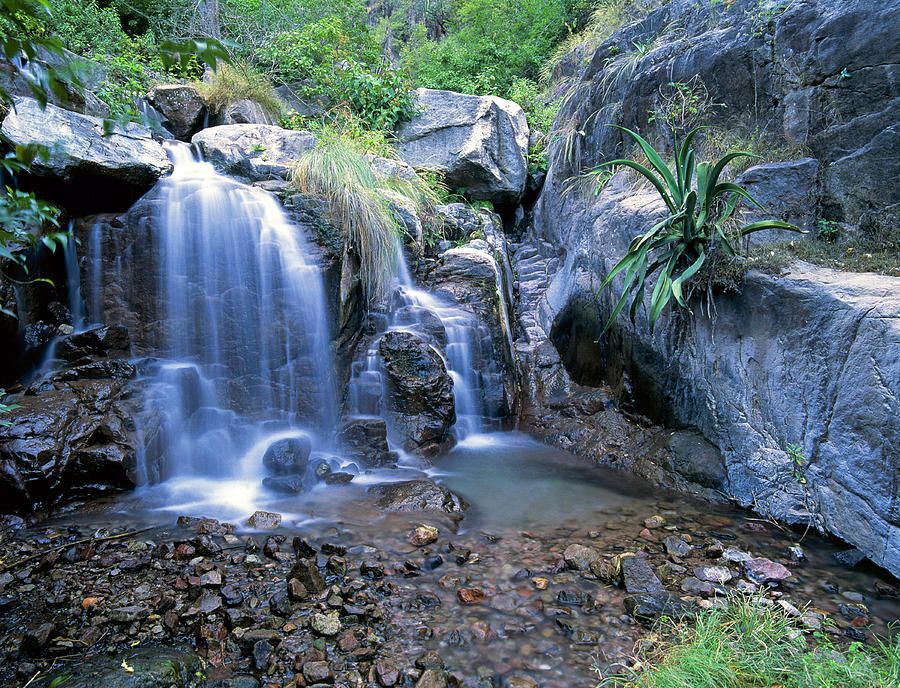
[521, 0, 900, 575]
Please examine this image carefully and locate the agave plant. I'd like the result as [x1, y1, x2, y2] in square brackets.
[597, 125, 801, 332]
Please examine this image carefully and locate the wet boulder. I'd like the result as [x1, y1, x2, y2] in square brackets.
[191, 124, 316, 181]
[262, 436, 311, 475]
[396, 88, 529, 205]
[1, 97, 171, 191]
[378, 331, 455, 455]
[337, 417, 397, 467]
[368, 479, 469, 516]
[0, 369, 150, 513]
[146, 84, 207, 141]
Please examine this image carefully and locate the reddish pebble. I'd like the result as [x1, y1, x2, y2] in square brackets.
[457, 588, 485, 604]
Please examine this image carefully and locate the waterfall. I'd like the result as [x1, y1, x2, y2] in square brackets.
[346, 239, 490, 443]
[81, 143, 337, 484]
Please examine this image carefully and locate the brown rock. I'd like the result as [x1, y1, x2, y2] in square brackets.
[287, 578, 308, 601]
[407, 525, 439, 547]
[457, 588, 485, 605]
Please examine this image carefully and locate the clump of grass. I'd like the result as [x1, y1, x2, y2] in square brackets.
[195, 62, 283, 119]
[750, 236, 900, 276]
[597, 595, 900, 688]
[292, 140, 441, 301]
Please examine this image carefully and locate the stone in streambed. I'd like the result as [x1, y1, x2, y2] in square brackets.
[263, 436, 311, 475]
[563, 544, 600, 571]
[414, 669, 448, 688]
[262, 475, 307, 494]
[664, 535, 692, 557]
[311, 611, 341, 636]
[744, 557, 792, 584]
[694, 565, 733, 584]
[408, 525, 439, 546]
[246, 510, 281, 529]
[621, 555, 666, 594]
[368, 480, 468, 516]
[289, 559, 325, 593]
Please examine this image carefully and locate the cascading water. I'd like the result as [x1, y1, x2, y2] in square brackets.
[346, 239, 494, 443]
[79, 143, 337, 511]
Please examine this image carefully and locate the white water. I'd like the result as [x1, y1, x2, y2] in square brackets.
[346, 240, 491, 442]
[81, 144, 337, 490]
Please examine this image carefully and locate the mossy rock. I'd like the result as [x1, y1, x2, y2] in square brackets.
[40, 647, 204, 688]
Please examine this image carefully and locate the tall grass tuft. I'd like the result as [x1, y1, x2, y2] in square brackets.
[598, 594, 900, 688]
[195, 63, 283, 119]
[292, 140, 441, 302]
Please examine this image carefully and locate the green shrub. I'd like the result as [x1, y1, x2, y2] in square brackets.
[596, 125, 800, 332]
[196, 63, 283, 119]
[400, 0, 583, 100]
[292, 140, 440, 300]
[283, 106, 396, 158]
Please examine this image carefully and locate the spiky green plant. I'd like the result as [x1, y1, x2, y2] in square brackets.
[596, 125, 801, 332]
[292, 140, 440, 302]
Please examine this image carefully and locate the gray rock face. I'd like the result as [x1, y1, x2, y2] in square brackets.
[396, 88, 529, 205]
[523, 0, 900, 576]
[367, 479, 469, 516]
[214, 98, 278, 126]
[378, 331, 455, 454]
[528, 170, 900, 576]
[337, 417, 397, 467]
[0, 55, 110, 117]
[1, 97, 171, 187]
[146, 84, 207, 141]
[736, 158, 820, 241]
[191, 124, 316, 181]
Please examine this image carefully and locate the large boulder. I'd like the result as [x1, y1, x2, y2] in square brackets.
[214, 98, 277, 126]
[1, 97, 171, 192]
[40, 647, 204, 688]
[396, 88, 529, 205]
[337, 417, 397, 467]
[378, 331, 455, 455]
[0, 372, 145, 513]
[146, 84, 207, 141]
[191, 124, 316, 181]
[367, 479, 469, 516]
[0, 50, 109, 118]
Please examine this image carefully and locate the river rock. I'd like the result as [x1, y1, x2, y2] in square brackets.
[311, 611, 341, 636]
[624, 593, 690, 622]
[743, 557, 792, 584]
[694, 565, 733, 584]
[146, 84, 207, 141]
[289, 559, 325, 593]
[396, 88, 529, 205]
[664, 536, 693, 557]
[621, 555, 666, 594]
[261, 475, 306, 494]
[337, 417, 397, 467]
[40, 647, 204, 688]
[192, 124, 316, 181]
[414, 669, 448, 688]
[368, 480, 469, 516]
[563, 544, 600, 571]
[1, 97, 171, 189]
[246, 510, 281, 529]
[378, 331, 455, 454]
[262, 436, 311, 475]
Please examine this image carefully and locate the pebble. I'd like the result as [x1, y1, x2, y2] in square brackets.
[744, 557, 792, 584]
[246, 511, 282, 529]
[408, 526, 439, 547]
[694, 566, 733, 584]
[457, 588, 485, 605]
[311, 612, 341, 636]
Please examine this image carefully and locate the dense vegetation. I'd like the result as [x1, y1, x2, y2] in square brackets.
[598, 596, 900, 688]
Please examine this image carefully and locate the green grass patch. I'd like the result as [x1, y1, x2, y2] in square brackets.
[596, 596, 900, 688]
[292, 139, 442, 301]
[195, 62, 283, 120]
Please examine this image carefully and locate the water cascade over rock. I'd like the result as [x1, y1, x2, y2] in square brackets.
[78, 143, 337, 495]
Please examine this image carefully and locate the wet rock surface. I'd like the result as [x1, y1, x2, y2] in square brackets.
[0, 489, 896, 688]
[378, 331, 456, 455]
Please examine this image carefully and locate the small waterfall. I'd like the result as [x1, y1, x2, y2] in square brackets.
[346, 239, 490, 442]
[80, 143, 337, 485]
[62, 230, 87, 331]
